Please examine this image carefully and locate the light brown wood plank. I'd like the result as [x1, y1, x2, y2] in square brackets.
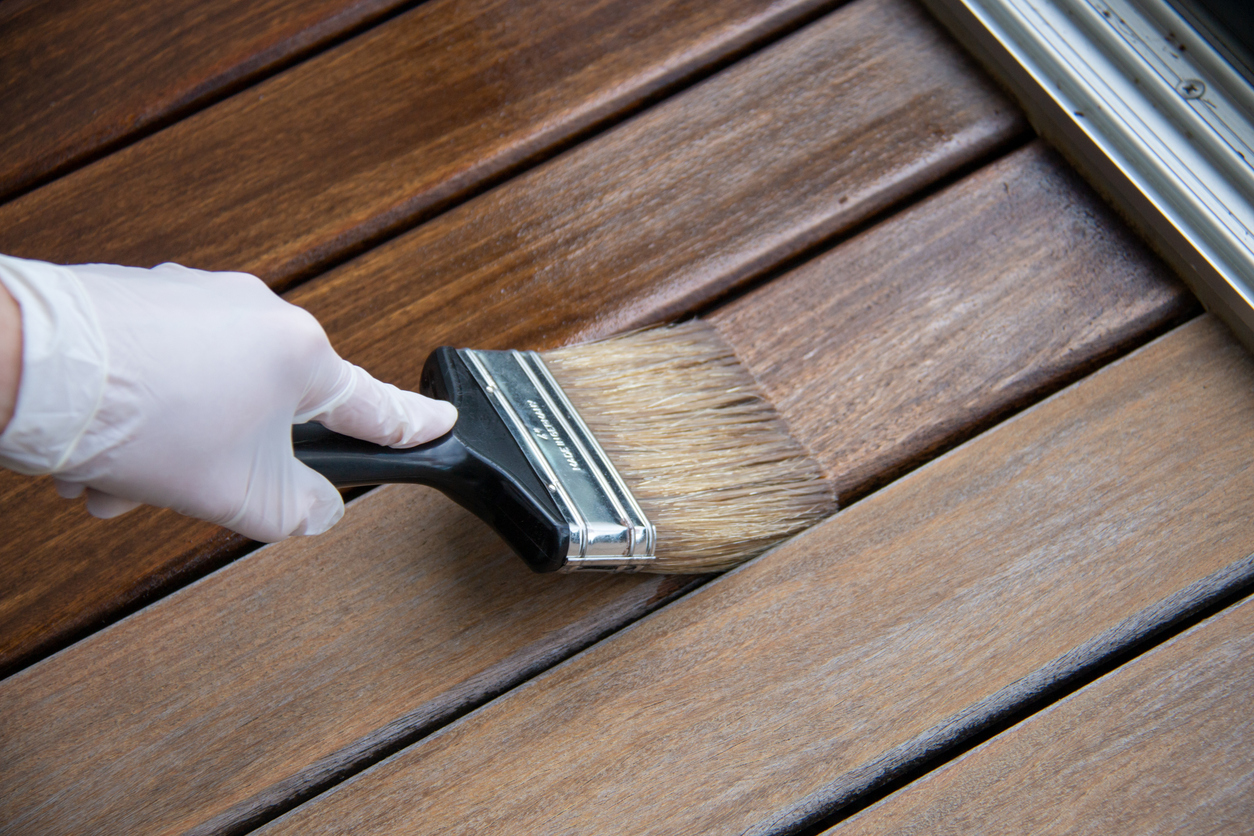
[712, 140, 1193, 502]
[0, 0, 1023, 677]
[0, 492, 694, 836]
[0, 0, 846, 288]
[241, 317, 1254, 836]
[0, 142, 1194, 831]
[829, 593, 1254, 835]
[0, 0, 409, 200]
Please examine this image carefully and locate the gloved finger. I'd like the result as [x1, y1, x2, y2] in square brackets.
[54, 478, 86, 499]
[83, 488, 143, 519]
[303, 362, 457, 448]
[222, 457, 345, 542]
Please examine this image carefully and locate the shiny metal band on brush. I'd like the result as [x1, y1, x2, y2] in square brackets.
[458, 348, 656, 572]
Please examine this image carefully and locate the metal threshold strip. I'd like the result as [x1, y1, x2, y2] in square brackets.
[921, 0, 1254, 351]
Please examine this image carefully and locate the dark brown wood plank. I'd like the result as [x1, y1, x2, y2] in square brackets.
[0, 0, 411, 200]
[829, 593, 1254, 835]
[0, 141, 1193, 831]
[0, 0, 846, 288]
[0, 0, 1023, 677]
[239, 316, 1254, 836]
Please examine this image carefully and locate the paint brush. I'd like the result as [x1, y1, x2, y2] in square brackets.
[293, 321, 835, 573]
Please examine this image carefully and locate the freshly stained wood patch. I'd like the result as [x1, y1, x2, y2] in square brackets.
[289, 0, 1023, 374]
[0, 0, 844, 285]
[238, 317, 1254, 835]
[0, 0, 1023, 677]
[0, 0, 411, 200]
[829, 592, 1254, 835]
[0, 147, 1195, 832]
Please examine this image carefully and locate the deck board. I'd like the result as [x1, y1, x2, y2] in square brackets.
[0, 0, 412, 199]
[0, 0, 1024, 678]
[828, 592, 1254, 835]
[0, 144, 1194, 834]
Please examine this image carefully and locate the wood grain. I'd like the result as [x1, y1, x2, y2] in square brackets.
[0, 0, 1023, 677]
[829, 593, 1254, 835]
[0, 0, 849, 288]
[0, 0, 411, 200]
[0, 146, 1196, 832]
[243, 317, 1254, 836]
[712, 141, 1196, 503]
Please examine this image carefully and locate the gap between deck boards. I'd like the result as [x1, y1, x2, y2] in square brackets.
[821, 582, 1254, 834]
[786, 556, 1254, 835]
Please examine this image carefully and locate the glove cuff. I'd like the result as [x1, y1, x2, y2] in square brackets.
[0, 255, 108, 475]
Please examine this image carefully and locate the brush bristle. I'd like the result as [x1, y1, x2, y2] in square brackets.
[542, 321, 836, 573]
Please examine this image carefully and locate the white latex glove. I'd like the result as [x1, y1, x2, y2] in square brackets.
[0, 254, 456, 542]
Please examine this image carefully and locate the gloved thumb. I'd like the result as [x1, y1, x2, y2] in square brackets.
[302, 362, 456, 448]
[223, 454, 345, 543]
[85, 489, 144, 519]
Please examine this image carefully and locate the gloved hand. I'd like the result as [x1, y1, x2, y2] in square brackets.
[0, 254, 456, 542]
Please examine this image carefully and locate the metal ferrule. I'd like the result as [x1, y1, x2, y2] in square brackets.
[458, 348, 656, 572]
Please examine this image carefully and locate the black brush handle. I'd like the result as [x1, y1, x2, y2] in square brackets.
[292, 421, 468, 489]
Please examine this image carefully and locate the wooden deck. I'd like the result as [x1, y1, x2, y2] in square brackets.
[1, 0, 1248, 833]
